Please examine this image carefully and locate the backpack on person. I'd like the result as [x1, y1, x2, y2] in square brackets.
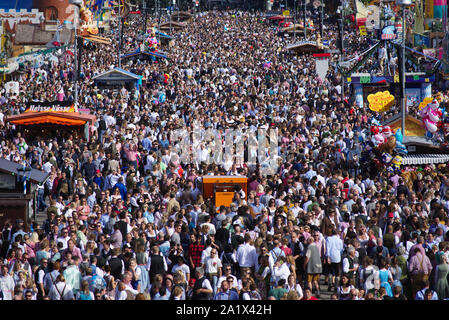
[99, 119, 107, 131]
[91, 274, 106, 291]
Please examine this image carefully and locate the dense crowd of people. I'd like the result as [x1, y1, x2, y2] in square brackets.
[0, 6, 449, 301]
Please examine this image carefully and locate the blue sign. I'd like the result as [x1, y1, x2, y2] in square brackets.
[381, 25, 397, 40]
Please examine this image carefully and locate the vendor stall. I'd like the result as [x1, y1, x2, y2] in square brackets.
[170, 11, 194, 23]
[0, 158, 50, 227]
[92, 67, 141, 91]
[202, 176, 247, 208]
[158, 21, 186, 32]
[349, 72, 434, 108]
[285, 40, 328, 54]
[6, 101, 96, 141]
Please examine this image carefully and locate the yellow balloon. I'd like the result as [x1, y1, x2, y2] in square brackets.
[368, 90, 394, 113]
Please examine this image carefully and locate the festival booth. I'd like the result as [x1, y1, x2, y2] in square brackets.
[285, 40, 328, 54]
[381, 113, 444, 154]
[349, 72, 434, 108]
[360, 92, 449, 178]
[170, 11, 194, 23]
[92, 68, 141, 91]
[157, 21, 186, 32]
[6, 101, 96, 141]
[0, 158, 50, 228]
[278, 23, 314, 35]
[202, 176, 247, 208]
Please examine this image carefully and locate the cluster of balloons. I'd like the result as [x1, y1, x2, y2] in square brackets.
[419, 99, 442, 134]
[363, 124, 406, 175]
[418, 97, 433, 110]
[371, 125, 407, 155]
[144, 27, 159, 52]
[367, 91, 395, 113]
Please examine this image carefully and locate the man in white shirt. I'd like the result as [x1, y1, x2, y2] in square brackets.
[55, 197, 65, 214]
[191, 267, 213, 300]
[48, 275, 74, 300]
[217, 264, 238, 289]
[106, 170, 121, 190]
[325, 228, 344, 291]
[121, 271, 139, 298]
[200, 215, 216, 236]
[42, 159, 53, 173]
[235, 233, 258, 275]
[57, 228, 71, 250]
[271, 257, 291, 285]
[171, 256, 190, 283]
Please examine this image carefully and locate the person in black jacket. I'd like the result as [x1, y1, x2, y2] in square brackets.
[215, 220, 230, 250]
[191, 267, 213, 300]
[396, 178, 409, 197]
[108, 248, 125, 280]
[116, 211, 128, 240]
[148, 245, 167, 284]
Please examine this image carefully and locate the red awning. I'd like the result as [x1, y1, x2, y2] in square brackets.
[6, 112, 96, 126]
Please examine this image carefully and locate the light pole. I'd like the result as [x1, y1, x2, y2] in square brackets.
[320, 0, 324, 39]
[157, 0, 161, 45]
[143, 0, 147, 37]
[337, 6, 344, 102]
[303, 0, 306, 40]
[118, 1, 121, 68]
[396, 0, 411, 136]
[293, 0, 296, 42]
[118, 1, 124, 69]
[69, 0, 82, 106]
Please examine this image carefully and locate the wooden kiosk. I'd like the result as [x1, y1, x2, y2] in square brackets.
[202, 176, 247, 208]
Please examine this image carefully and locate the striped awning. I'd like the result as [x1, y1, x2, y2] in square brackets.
[401, 154, 449, 165]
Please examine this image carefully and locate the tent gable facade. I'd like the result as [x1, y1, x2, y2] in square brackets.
[92, 68, 141, 81]
[92, 68, 141, 90]
[7, 111, 96, 126]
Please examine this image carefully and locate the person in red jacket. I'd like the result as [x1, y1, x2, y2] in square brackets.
[301, 287, 318, 300]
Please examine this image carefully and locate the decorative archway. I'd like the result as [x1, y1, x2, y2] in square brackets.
[45, 6, 58, 21]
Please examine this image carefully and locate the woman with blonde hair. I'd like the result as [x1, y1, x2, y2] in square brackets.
[77, 280, 94, 300]
[170, 285, 184, 300]
[284, 290, 300, 300]
[171, 270, 187, 300]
